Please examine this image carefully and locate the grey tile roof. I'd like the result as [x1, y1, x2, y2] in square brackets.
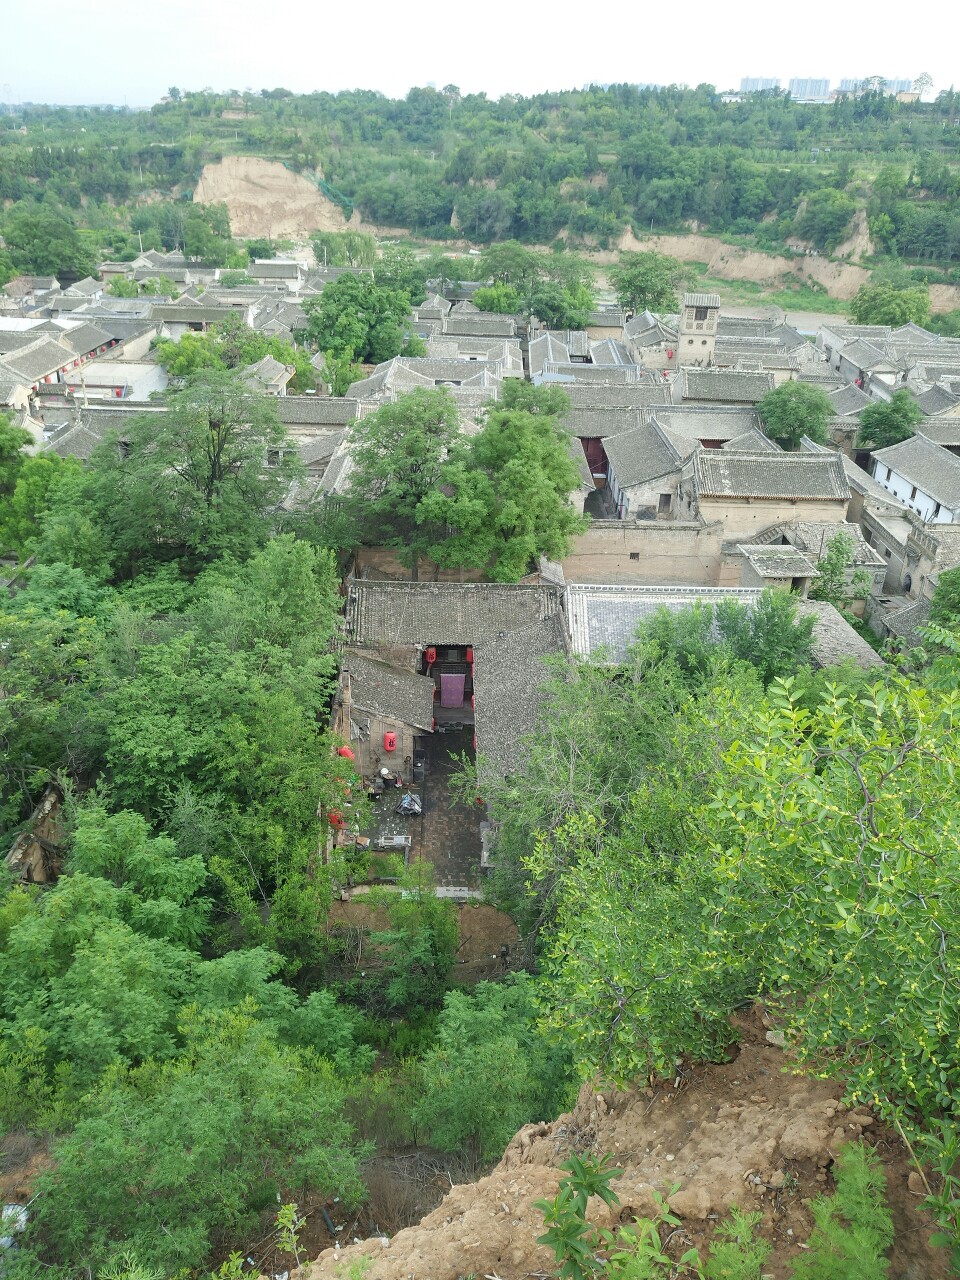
[472, 613, 568, 781]
[828, 383, 873, 416]
[881, 596, 931, 641]
[652, 406, 761, 442]
[566, 584, 763, 660]
[44, 420, 107, 460]
[561, 407, 644, 439]
[839, 339, 897, 370]
[722, 428, 779, 452]
[872, 433, 960, 509]
[153, 305, 237, 324]
[585, 309, 627, 328]
[249, 261, 302, 278]
[242, 354, 292, 387]
[682, 293, 721, 308]
[590, 339, 634, 366]
[444, 315, 517, 338]
[343, 651, 436, 731]
[57, 323, 116, 356]
[563, 383, 672, 409]
[603, 422, 682, 489]
[540, 362, 644, 384]
[297, 430, 345, 468]
[916, 385, 960, 416]
[695, 450, 849, 501]
[737, 544, 819, 577]
[917, 417, 960, 447]
[0, 329, 48, 354]
[795, 599, 885, 669]
[277, 397, 360, 426]
[5, 338, 73, 381]
[782, 520, 885, 569]
[680, 368, 775, 403]
[345, 581, 565, 648]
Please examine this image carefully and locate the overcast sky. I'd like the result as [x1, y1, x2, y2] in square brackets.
[0, 0, 950, 106]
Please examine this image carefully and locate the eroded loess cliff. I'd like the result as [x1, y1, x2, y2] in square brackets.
[304, 1013, 950, 1280]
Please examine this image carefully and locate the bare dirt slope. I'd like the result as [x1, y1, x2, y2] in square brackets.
[615, 228, 871, 300]
[193, 157, 368, 240]
[304, 1013, 950, 1280]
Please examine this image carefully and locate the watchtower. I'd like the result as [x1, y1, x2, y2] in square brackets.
[678, 292, 720, 366]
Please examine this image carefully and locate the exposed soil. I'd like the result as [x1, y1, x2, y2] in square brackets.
[326, 899, 519, 977]
[302, 1010, 952, 1280]
[193, 157, 368, 240]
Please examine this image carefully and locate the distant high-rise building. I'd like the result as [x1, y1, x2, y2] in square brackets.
[838, 78, 861, 92]
[885, 78, 912, 94]
[788, 78, 831, 100]
[740, 77, 780, 94]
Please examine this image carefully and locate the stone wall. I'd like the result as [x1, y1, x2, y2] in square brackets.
[560, 520, 727, 584]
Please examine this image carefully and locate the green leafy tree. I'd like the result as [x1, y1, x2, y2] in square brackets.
[182, 203, 232, 266]
[529, 280, 594, 329]
[809, 532, 873, 616]
[457, 397, 587, 581]
[855, 388, 923, 450]
[413, 976, 573, 1166]
[0, 453, 84, 559]
[87, 370, 302, 567]
[478, 240, 543, 293]
[320, 348, 363, 397]
[375, 243, 428, 303]
[928, 565, 960, 625]
[2, 204, 95, 279]
[24, 1006, 368, 1277]
[608, 250, 685, 314]
[758, 381, 833, 449]
[474, 282, 523, 313]
[0, 413, 30, 499]
[311, 231, 377, 268]
[795, 188, 857, 250]
[369, 863, 458, 1013]
[108, 276, 141, 297]
[850, 279, 931, 327]
[345, 387, 462, 579]
[301, 274, 422, 364]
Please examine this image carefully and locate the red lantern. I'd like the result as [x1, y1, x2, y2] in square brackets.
[667, 349, 674, 359]
[337, 746, 355, 760]
[465, 647, 474, 662]
[328, 810, 345, 828]
[425, 646, 437, 666]
[383, 731, 397, 753]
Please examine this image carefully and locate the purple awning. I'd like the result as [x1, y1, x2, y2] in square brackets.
[440, 673, 466, 707]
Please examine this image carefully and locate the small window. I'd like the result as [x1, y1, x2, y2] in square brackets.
[702, 339, 707, 345]
[934, 502, 942, 517]
[688, 338, 694, 345]
[658, 493, 672, 514]
[629, 551, 640, 561]
[266, 449, 281, 467]
[910, 486, 917, 501]
[695, 306, 709, 321]
[885, 467, 892, 481]
[883, 547, 891, 558]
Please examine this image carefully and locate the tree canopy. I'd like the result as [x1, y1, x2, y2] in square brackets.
[345, 384, 586, 581]
[301, 274, 425, 364]
[87, 370, 302, 568]
[855, 387, 923, 450]
[850, 279, 931, 327]
[758, 381, 833, 450]
[607, 250, 686, 313]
